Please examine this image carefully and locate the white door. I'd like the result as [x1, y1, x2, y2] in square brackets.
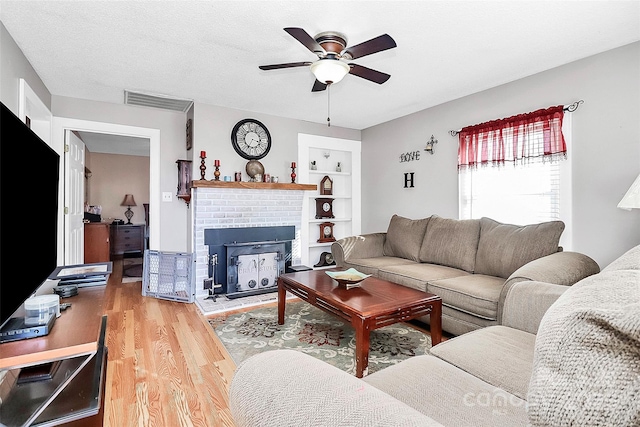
[65, 130, 85, 265]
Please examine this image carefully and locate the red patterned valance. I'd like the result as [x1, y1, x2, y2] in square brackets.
[458, 105, 566, 168]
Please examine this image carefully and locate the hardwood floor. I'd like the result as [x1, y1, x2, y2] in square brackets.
[102, 259, 237, 427]
[101, 259, 443, 427]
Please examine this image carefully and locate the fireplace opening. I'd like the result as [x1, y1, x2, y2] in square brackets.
[204, 226, 295, 298]
[225, 242, 286, 299]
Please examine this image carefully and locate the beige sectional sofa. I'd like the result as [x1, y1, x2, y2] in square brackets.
[331, 214, 600, 336]
[229, 244, 640, 426]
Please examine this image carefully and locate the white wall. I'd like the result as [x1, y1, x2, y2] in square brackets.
[361, 42, 640, 268]
[0, 23, 50, 113]
[52, 96, 187, 252]
[192, 103, 361, 181]
[4, 15, 637, 267]
[86, 152, 150, 223]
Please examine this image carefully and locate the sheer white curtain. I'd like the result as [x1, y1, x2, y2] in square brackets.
[459, 161, 560, 224]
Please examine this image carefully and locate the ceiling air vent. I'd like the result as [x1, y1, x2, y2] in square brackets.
[124, 90, 193, 113]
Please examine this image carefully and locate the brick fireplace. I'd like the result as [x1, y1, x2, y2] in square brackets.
[191, 181, 315, 299]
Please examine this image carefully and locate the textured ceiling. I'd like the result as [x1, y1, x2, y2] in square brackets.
[1, 1, 639, 132]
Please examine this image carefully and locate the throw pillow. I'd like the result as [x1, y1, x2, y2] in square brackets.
[418, 216, 481, 273]
[474, 217, 564, 279]
[528, 269, 640, 426]
[382, 215, 430, 262]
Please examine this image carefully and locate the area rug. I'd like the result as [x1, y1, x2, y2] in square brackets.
[209, 300, 432, 376]
[122, 257, 143, 283]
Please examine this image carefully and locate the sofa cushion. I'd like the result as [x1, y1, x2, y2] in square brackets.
[230, 350, 443, 427]
[428, 274, 504, 320]
[440, 306, 497, 336]
[363, 355, 528, 426]
[383, 215, 430, 262]
[419, 216, 481, 273]
[429, 325, 536, 400]
[378, 263, 470, 292]
[527, 268, 640, 426]
[344, 257, 418, 276]
[474, 217, 564, 279]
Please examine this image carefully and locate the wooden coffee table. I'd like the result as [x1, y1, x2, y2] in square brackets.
[278, 269, 442, 378]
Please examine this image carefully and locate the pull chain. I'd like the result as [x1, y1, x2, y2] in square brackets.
[327, 83, 331, 127]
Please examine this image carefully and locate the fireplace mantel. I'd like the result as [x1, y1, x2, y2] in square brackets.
[190, 180, 316, 191]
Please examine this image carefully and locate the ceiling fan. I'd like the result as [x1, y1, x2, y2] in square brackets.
[259, 27, 397, 92]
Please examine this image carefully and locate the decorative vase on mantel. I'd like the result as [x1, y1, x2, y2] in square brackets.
[245, 160, 265, 181]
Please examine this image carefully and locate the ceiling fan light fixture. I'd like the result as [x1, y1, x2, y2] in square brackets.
[310, 59, 350, 84]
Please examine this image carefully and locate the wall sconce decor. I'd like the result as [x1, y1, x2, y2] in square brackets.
[176, 160, 192, 206]
[424, 135, 438, 155]
[121, 194, 137, 224]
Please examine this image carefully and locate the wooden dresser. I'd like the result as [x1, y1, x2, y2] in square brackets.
[110, 224, 145, 258]
[84, 222, 111, 263]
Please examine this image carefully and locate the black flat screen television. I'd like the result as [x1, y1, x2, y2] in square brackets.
[0, 102, 60, 330]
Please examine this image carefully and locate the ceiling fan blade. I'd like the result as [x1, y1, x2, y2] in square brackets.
[259, 61, 312, 71]
[343, 34, 396, 60]
[312, 80, 327, 92]
[348, 64, 391, 84]
[284, 27, 326, 55]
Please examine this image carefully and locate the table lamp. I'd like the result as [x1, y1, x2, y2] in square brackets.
[617, 173, 640, 211]
[121, 194, 137, 224]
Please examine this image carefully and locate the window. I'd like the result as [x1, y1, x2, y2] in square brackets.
[459, 160, 560, 225]
[458, 105, 569, 226]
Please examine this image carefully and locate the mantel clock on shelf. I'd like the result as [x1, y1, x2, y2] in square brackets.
[318, 222, 336, 243]
[320, 175, 333, 195]
[315, 198, 334, 219]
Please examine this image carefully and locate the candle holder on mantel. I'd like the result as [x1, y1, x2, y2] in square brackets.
[199, 152, 207, 180]
[213, 160, 221, 181]
[291, 162, 297, 183]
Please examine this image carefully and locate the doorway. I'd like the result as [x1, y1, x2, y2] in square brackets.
[52, 118, 160, 265]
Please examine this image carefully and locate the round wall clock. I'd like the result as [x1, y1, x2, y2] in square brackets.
[231, 119, 272, 160]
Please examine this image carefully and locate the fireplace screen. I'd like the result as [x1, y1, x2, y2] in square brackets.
[236, 252, 278, 291]
[226, 242, 286, 298]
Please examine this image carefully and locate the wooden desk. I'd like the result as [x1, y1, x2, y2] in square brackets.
[0, 286, 106, 369]
[0, 285, 107, 426]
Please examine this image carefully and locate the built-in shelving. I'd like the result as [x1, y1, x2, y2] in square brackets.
[298, 134, 361, 269]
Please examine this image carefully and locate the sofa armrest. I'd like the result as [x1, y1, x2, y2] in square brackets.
[331, 232, 387, 267]
[229, 349, 442, 427]
[497, 251, 600, 323]
[501, 281, 569, 334]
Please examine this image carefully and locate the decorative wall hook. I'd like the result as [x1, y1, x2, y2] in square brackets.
[425, 135, 438, 154]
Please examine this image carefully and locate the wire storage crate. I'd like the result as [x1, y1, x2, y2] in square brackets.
[142, 250, 195, 303]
